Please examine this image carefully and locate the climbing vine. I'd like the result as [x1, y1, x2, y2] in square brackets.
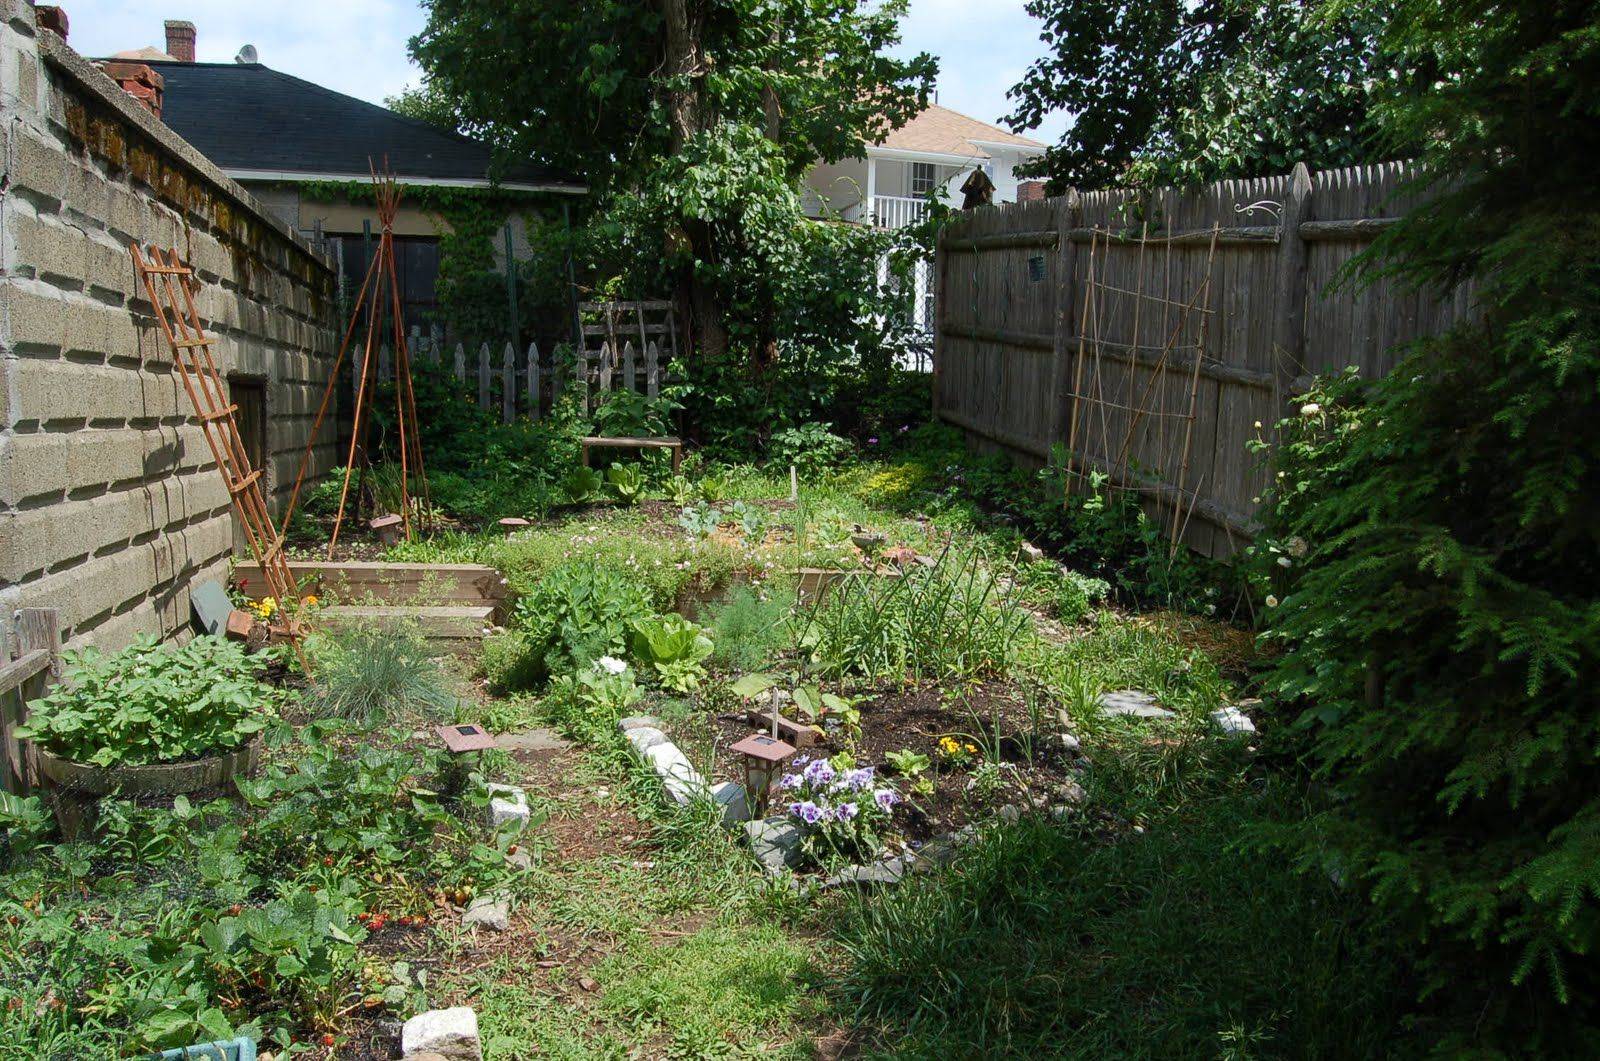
[299, 179, 543, 337]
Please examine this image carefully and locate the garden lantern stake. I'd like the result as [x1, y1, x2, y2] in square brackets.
[730, 734, 797, 818]
[282, 161, 432, 557]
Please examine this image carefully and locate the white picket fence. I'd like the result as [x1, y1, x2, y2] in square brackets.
[354, 327, 668, 423]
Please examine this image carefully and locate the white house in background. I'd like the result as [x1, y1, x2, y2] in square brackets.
[802, 104, 1047, 335]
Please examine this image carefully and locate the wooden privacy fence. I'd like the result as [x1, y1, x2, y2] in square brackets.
[933, 160, 1475, 558]
[0, 609, 62, 797]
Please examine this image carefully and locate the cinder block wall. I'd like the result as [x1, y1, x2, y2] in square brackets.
[0, 1, 338, 648]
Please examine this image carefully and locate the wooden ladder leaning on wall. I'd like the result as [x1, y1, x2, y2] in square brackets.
[130, 246, 307, 667]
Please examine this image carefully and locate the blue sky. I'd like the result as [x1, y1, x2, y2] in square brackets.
[63, 0, 1068, 145]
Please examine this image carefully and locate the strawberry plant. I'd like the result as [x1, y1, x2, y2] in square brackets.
[16, 636, 273, 768]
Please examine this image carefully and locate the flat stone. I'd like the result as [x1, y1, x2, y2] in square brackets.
[618, 715, 663, 732]
[1097, 689, 1175, 720]
[1211, 706, 1257, 736]
[1019, 542, 1046, 563]
[462, 893, 510, 931]
[823, 858, 906, 888]
[401, 1006, 481, 1061]
[711, 780, 749, 825]
[1056, 732, 1082, 755]
[495, 728, 570, 752]
[486, 784, 530, 832]
[997, 804, 1022, 824]
[743, 816, 804, 874]
[505, 849, 532, 871]
[189, 579, 234, 636]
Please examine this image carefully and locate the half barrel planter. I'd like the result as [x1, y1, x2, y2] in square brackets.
[37, 738, 263, 840]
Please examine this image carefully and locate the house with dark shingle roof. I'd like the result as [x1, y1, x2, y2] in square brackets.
[101, 20, 584, 330]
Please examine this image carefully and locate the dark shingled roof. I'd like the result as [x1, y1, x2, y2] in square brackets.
[137, 60, 582, 191]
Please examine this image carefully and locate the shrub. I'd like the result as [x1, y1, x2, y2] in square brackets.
[481, 629, 545, 693]
[770, 422, 851, 476]
[306, 624, 459, 723]
[1251, 0, 1600, 1041]
[17, 636, 271, 767]
[1016, 562, 1110, 623]
[513, 562, 653, 676]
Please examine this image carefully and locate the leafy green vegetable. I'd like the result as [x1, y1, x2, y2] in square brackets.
[605, 463, 646, 505]
[17, 636, 272, 767]
[629, 615, 714, 692]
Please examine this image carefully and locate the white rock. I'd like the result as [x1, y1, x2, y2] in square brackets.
[625, 726, 670, 757]
[1057, 732, 1082, 755]
[1211, 706, 1257, 736]
[644, 742, 705, 804]
[486, 784, 530, 832]
[618, 715, 662, 733]
[401, 1006, 481, 1060]
[743, 816, 804, 874]
[1019, 542, 1046, 563]
[462, 893, 510, 931]
[1097, 689, 1175, 719]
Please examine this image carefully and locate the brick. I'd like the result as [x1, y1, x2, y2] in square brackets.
[0, 282, 67, 353]
[0, 431, 68, 504]
[7, 208, 88, 285]
[6, 125, 66, 203]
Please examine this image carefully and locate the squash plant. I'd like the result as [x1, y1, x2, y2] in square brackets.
[17, 636, 272, 768]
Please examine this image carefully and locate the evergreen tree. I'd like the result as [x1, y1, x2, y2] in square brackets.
[1258, 0, 1600, 1045]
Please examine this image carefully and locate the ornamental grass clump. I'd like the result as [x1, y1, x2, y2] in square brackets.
[17, 635, 271, 768]
[779, 756, 900, 868]
[307, 624, 459, 724]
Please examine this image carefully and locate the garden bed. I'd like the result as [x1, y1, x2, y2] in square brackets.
[679, 679, 1084, 851]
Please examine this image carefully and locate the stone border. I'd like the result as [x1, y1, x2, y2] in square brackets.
[618, 716, 747, 825]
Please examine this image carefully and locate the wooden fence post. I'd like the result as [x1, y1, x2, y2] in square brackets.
[1272, 162, 1314, 406]
[0, 608, 62, 795]
[453, 342, 466, 385]
[477, 342, 491, 409]
[622, 341, 636, 393]
[598, 343, 613, 400]
[1048, 189, 1083, 450]
[646, 341, 660, 398]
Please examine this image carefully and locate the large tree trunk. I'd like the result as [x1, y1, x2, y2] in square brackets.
[661, 0, 730, 363]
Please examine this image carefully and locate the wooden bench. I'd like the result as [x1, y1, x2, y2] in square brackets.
[579, 435, 684, 474]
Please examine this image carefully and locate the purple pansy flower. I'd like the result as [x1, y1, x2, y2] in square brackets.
[833, 802, 859, 821]
[789, 801, 824, 825]
[803, 759, 836, 786]
[874, 789, 900, 810]
[778, 772, 804, 791]
[840, 767, 875, 791]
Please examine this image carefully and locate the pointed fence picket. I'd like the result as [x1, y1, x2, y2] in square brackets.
[346, 326, 668, 423]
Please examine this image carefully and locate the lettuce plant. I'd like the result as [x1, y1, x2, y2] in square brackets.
[629, 614, 714, 692]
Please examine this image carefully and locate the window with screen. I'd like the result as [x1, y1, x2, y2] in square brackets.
[910, 162, 937, 197]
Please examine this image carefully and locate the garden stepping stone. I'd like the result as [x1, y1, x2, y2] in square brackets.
[402, 1006, 481, 1060]
[1097, 689, 1176, 719]
[462, 893, 510, 931]
[495, 728, 570, 752]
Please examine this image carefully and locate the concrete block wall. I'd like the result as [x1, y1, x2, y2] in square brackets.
[1, 0, 338, 648]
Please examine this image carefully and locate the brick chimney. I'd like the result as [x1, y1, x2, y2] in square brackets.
[164, 19, 196, 62]
[1017, 180, 1047, 203]
[102, 61, 164, 118]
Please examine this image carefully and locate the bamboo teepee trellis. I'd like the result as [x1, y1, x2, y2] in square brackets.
[284, 164, 430, 556]
[130, 244, 306, 661]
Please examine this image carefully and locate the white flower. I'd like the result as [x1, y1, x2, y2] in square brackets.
[1287, 536, 1308, 558]
[1265, 595, 1280, 608]
[1276, 556, 1293, 569]
[1300, 402, 1322, 417]
[1253, 420, 1263, 429]
[596, 656, 627, 675]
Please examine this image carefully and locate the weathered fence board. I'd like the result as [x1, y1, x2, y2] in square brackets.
[934, 160, 1471, 558]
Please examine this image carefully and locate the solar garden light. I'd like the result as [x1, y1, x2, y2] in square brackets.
[436, 724, 496, 795]
[730, 733, 797, 818]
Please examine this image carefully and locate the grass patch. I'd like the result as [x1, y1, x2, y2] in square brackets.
[832, 796, 1408, 1058]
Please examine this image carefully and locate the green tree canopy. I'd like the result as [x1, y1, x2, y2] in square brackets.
[1007, 0, 1396, 188]
[408, 0, 936, 370]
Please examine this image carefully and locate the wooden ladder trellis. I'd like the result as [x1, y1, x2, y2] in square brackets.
[130, 245, 304, 655]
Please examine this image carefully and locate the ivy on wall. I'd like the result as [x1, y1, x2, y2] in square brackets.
[299, 180, 546, 338]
